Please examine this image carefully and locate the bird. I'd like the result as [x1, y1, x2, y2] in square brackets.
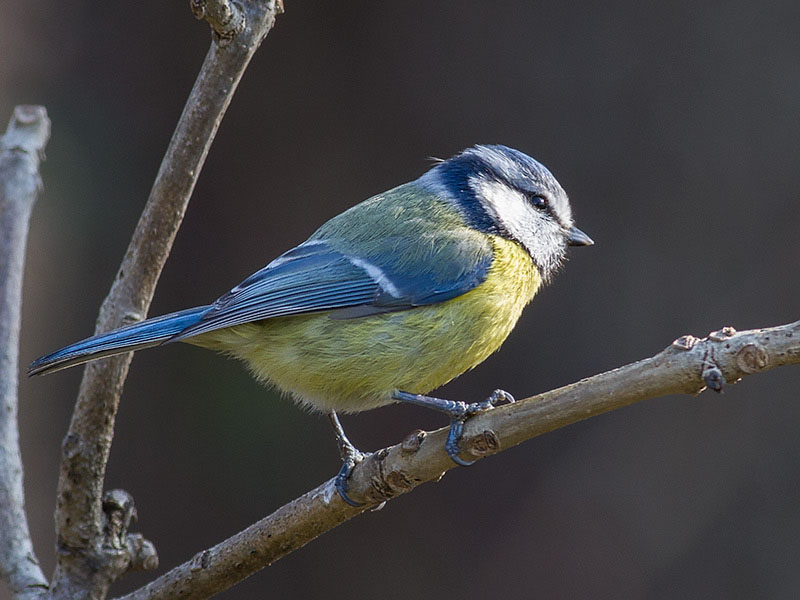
[29, 144, 593, 505]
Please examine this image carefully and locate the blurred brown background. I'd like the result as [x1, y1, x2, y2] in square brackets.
[3, 1, 799, 598]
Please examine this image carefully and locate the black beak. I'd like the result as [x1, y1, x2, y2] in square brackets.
[566, 226, 594, 247]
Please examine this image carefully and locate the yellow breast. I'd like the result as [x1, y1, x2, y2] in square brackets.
[193, 236, 541, 413]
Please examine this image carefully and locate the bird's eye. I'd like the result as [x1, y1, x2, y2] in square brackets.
[530, 195, 548, 210]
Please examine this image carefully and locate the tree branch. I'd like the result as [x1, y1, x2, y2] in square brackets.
[49, 2, 283, 598]
[115, 320, 800, 600]
[0, 106, 51, 598]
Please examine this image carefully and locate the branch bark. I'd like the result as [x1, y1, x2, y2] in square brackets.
[115, 320, 799, 600]
[0, 106, 51, 599]
[49, 2, 284, 598]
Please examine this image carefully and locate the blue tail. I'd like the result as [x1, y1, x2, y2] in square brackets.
[28, 305, 212, 376]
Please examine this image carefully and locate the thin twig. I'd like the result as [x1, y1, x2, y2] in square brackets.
[0, 106, 51, 598]
[49, 2, 283, 598]
[115, 320, 800, 600]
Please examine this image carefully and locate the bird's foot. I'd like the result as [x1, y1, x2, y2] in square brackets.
[329, 411, 367, 506]
[333, 447, 368, 507]
[392, 389, 515, 466]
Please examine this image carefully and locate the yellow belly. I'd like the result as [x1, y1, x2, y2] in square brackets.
[192, 236, 540, 412]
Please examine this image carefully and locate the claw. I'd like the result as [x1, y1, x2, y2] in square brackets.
[446, 418, 476, 466]
[334, 457, 365, 507]
[329, 411, 367, 506]
[393, 389, 515, 467]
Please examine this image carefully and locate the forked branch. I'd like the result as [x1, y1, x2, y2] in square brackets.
[49, 2, 284, 598]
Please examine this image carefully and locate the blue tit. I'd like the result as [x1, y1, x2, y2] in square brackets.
[30, 144, 593, 504]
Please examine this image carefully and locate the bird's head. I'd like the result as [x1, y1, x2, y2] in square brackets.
[419, 144, 593, 281]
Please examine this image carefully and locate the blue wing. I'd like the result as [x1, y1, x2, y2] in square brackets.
[29, 184, 495, 376]
[169, 233, 492, 341]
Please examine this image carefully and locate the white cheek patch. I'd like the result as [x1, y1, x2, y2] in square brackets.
[347, 256, 402, 298]
[471, 177, 539, 242]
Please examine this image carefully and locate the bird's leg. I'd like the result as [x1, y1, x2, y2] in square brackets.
[392, 389, 515, 466]
[329, 410, 367, 506]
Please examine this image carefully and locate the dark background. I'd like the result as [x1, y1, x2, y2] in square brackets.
[3, 1, 799, 598]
